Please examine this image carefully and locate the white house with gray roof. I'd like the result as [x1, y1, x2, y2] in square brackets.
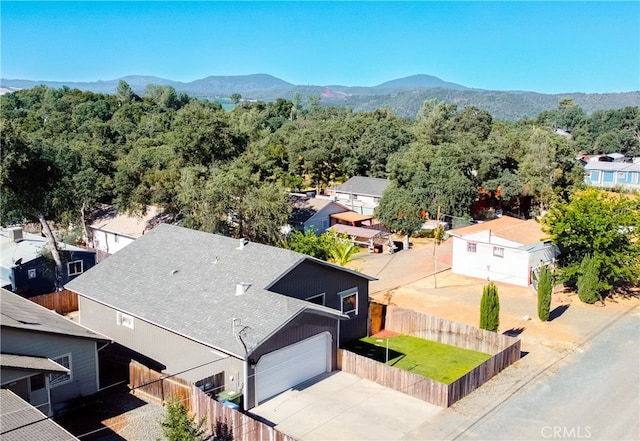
[328, 176, 390, 215]
[66, 224, 375, 409]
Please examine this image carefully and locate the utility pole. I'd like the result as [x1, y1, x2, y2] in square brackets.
[433, 206, 441, 289]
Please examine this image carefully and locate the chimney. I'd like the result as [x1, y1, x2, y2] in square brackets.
[236, 238, 248, 250]
[7, 227, 23, 243]
[235, 283, 251, 296]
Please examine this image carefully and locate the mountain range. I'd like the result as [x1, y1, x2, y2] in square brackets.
[2, 74, 638, 120]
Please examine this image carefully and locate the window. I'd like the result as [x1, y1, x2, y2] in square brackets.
[467, 242, 477, 253]
[28, 268, 37, 279]
[306, 293, 325, 306]
[50, 354, 72, 387]
[493, 247, 505, 258]
[67, 260, 83, 276]
[339, 287, 358, 315]
[114, 234, 120, 243]
[116, 311, 135, 329]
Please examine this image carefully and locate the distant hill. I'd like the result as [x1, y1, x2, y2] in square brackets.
[1, 74, 637, 120]
[374, 74, 469, 91]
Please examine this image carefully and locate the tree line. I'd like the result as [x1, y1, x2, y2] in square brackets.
[1, 82, 639, 292]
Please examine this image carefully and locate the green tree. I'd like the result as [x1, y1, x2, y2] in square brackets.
[327, 235, 360, 266]
[577, 254, 602, 304]
[0, 121, 66, 287]
[161, 399, 206, 441]
[543, 189, 640, 297]
[230, 93, 242, 104]
[375, 183, 423, 235]
[479, 282, 500, 332]
[537, 265, 552, 321]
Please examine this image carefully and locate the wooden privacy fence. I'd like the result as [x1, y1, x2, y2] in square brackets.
[129, 361, 294, 441]
[338, 349, 449, 407]
[191, 387, 295, 441]
[340, 306, 521, 407]
[29, 289, 78, 314]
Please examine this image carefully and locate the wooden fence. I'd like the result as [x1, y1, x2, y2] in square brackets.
[338, 349, 449, 407]
[129, 361, 294, 441]
[29, 289, 78, 314]
[340, 306, 521, 407]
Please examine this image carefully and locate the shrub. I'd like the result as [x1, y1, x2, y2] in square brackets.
[479, 282, 500, 332]
[577, 254, 602, 304]
[537, 265, 552, 321]
[161, 399, 206, 441]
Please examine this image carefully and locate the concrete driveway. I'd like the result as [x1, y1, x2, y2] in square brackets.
[250, 371, 442, 440]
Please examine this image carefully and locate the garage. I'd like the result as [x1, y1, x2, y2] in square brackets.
[255, 332, 331, 404]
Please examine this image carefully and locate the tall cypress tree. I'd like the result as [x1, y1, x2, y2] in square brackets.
[577, 254, 601, 304]
[480, 282, 500, 332]
[537, 265, 552, 321]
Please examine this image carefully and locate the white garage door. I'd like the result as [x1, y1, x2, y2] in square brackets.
[255, 332, 331, 404]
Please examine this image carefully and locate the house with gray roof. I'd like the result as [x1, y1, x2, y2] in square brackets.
[289, 194, 349, 235]
[1, 226, 97, 297]
[327, 176, 390, 215]
[0, 389, 79, 441]
[1, 289, 110, 416]
[66, 224, 375, 409]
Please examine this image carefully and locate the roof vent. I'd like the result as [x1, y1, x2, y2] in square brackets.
[236, 238, 248, 250]
[235, 283, 251, 296]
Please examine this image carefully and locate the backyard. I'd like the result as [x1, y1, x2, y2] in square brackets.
[343, 334, 491, 384]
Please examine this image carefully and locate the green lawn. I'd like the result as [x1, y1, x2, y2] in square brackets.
[344, 335, 492, 384]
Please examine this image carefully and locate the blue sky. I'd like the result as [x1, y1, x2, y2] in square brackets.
[1, 1, 638, 93]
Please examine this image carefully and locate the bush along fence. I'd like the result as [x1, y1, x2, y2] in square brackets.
[129, 360, 294, 441]
[338, 306, 521, 407]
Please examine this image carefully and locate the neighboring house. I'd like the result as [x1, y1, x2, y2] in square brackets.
[584, 160, 640, 191]
[327, 176, 390, 215]
[88, 205, 162, 260]
[1, 288, 109, 416]
[0, 389, 79, 441]
[0, 227, 97, 297]
[66, 224, 375, 409]
[289, 194, 349, 235]
[448, 216, 559, 287]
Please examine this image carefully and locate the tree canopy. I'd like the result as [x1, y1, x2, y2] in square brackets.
[543, 189, 640, 298]
[1, 82, 638, 263]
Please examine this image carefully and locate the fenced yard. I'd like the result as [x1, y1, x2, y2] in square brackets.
[343, 334, 491, 384]
[338, 305, 521, 407]
[129, 360, 294, 441]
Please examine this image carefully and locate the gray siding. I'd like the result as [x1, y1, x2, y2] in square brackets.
[78, 297, 244, 389]
[268, 261, 369, 344]
[304, 204, 348, 235]
[245, 311, 338, 409]
[0, 328, 98, 412]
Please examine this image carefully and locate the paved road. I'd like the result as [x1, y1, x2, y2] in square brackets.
[404, 306, 640, 441]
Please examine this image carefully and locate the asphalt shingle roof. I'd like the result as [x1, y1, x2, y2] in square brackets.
[0, 353, 69, 373]
[332, 176, 390, 198]
[0, 389, 78, 441]
[66, 224, 370, 358]
[0, 289, 109, 342]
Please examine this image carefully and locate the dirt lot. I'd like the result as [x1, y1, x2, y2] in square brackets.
[349, 239, 639, 365]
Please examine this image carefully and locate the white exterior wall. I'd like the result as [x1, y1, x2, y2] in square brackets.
[90, 229, 136, 255]
[451, 236, 532, 287]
